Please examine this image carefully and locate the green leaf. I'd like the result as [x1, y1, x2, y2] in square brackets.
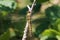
[0, 28, 16, 40]
[39, 29, 60, 37]
[0, 30, 10, 40]
[54, 18, 60, 31]
[0, 0, 17, 9]
[56, 35, 60, 40]
[40, 36, 48, 40]
[9, 28, 16, 37]
[1, 11, 8, 16]
[39, 29, 60, 40]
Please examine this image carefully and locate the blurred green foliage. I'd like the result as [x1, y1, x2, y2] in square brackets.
[0, 0, 60, 40]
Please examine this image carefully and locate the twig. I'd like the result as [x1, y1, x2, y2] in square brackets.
[22, 0, 36, 40]
[27, 0, 36, 13]
[22, 22, 28, 40]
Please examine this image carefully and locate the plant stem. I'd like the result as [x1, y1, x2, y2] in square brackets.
[22, 0, 36, 40]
